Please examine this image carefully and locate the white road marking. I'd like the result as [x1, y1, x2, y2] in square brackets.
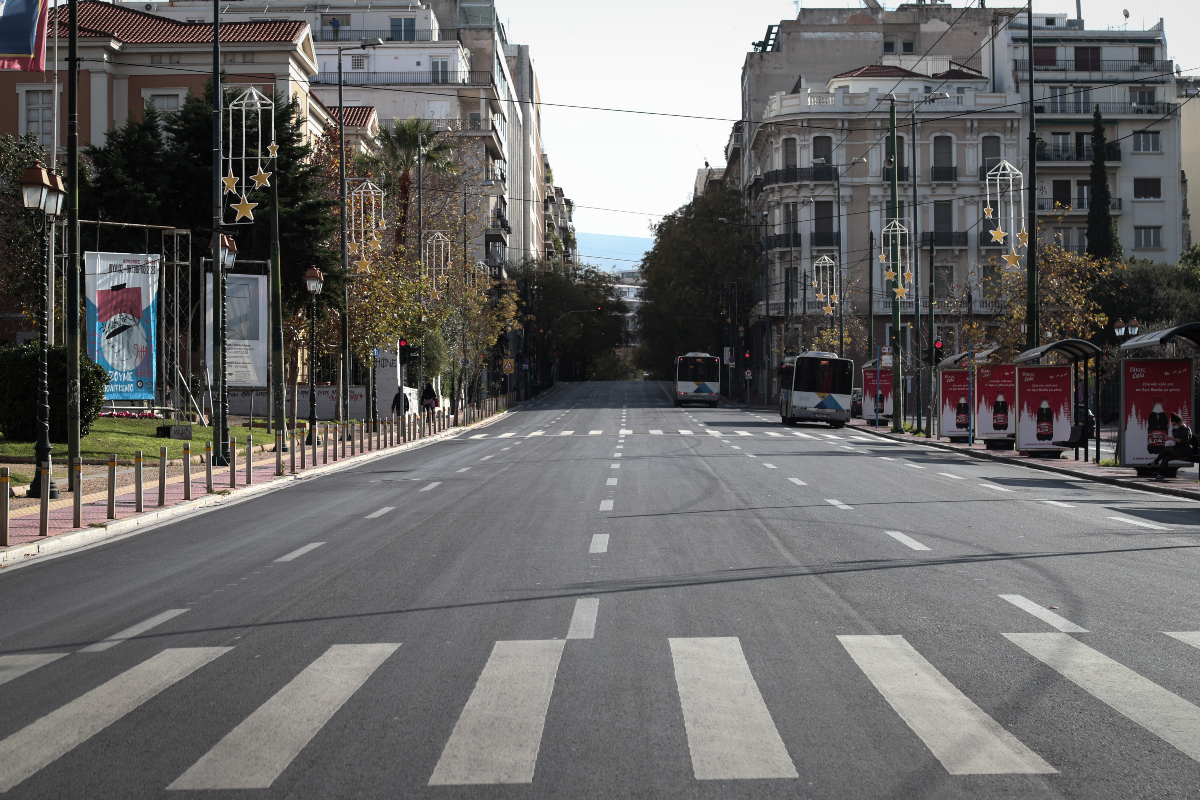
[599, 499, 614, 511]
[792, 431, 815, 438]
[457, 467, 471, 473]
[0, 654, 67, 688]
[480, 455, 494, 461]
[428, 640, 565, 785]
[841, 446, 857, 450]
[0, 648, 231, 792]
[746, 454, 757, 458]
[607, 478, 617, 486]
[650, 430, 663, 435]
[1006, 632, 1200, 764]
[886, 531, 931, 551]
[979, 483, 1014, 492]
[420, 482, 442, 492]
[905, 463, 926, 469]
[1165, 632, 1200, 650]
[999, 595, 1088, 633]
[938, 472, 964, 479]
[788, 478, 807, 486]
[589, 430, 602, 435]
[825, 499, 853, 510]
[707, 430, 724, 436]
[731, 446, 741, 450]
[497, 433, 515, 438]
[365, 506, 395, 519]
[765, 432, 783, 437]
[879, 457, 896, 461]
[80, 609, 190, 653]
[763, 463, 777, 469]
[822, 434, 844, 439]
[527, 431, 544, 437]
[1108, 516, 1167, 530]
[668, 637, 798, 780]
[839, 635, 1054, 775]
[613, 453, 622, 458]
[679, 430, 693, 435]
[611, 463, 620, 469]
[620, 429, 633, 435]
[566, 598, 600, 639]
[560, 431, 574, 436]
[274, 543, 325, 562]
[1038, 500, 1074, 507]
[616, 445, 623, 449]
[169, 644, 399, 790]
[851, 436, 874, 442]
[735, 431, 752, 436]
[589, 534, 609, 554]
[470, 434, 488, 439]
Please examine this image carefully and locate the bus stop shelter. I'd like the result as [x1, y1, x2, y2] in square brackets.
[1012, 338, 1103, 461]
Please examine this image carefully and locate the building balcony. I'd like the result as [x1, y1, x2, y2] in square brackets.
[313, 71, 492, 86]
[810, 231, 840, 248]
[871, 295, 1004, 315]
[1036, 142, 1121, 162]
[1015, 59, 1173, 75]
[766, 232, 802, 250]
[1036, 197, 1123, 212]
[930, 166, 958, 182]
[761, 165, 834, 187]
[922, 231, 968, 248]
[1030, 101, 1177, 117]
[314, 28, 460, 43]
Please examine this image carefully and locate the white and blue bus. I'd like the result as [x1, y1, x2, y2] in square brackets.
[779, 351, 854, 427]
[674, 352, 721, 407]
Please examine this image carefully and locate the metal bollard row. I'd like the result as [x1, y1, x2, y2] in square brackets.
[230, 437, 238, 488]
[72, 458, 82, 528]
[246, 435, 254, 485]
[184, 443, 192, 501]
[159, 446, 168, 507]
[134, 451, 144, 513]
[108, 453, 117, 519]
[0, 467, 8, 547]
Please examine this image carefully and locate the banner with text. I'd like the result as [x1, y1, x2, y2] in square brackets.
[939, 369, 972, 437]
[1017, 365, 1071, 450]
[975, 364, 1016, 439]
[1121, 359, 1194, 466]
[863, 368, 893, 417]
[84, 252, 159, 400]
[206, 274, 268, 387]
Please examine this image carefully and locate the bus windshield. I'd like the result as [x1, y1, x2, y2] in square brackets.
[678, 358, 720, 383]
[794, 358, 852, 394]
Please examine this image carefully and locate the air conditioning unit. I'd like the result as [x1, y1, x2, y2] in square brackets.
[144, 4, 155, 10]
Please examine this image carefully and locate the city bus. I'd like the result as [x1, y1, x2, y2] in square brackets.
[674, 352, 721, 407]
[779, 351, 854, 427]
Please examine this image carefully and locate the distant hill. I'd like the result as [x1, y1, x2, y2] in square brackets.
[575, 232, 653, 273]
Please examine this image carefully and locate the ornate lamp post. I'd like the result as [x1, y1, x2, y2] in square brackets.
[1114, 317, 1140, 341]
[21, 162, 66, 499]
[305, 266, 324, 444]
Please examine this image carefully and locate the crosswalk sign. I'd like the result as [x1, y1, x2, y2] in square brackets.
[502, 358, 514, 374]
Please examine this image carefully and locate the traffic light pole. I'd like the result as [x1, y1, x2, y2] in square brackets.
[888, 99, 904, 434]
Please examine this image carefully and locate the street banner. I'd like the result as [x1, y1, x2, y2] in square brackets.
[863, 368, 893, 416]
[976, 364, 1016, 439]
[0, 0, 48, 71]
[938, 369, 972, 438]
[84, 252, 159, 401]
[1120, 359, 1193, 467]
[1016, 365, 1071, 451]
[206, 274, 268, 387]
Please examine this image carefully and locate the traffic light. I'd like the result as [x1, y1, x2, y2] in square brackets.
[399, 339, 409, 363]
[933, 339, 944, 363]
[743, 349, 751, 362]
[596, 305, 603, 314]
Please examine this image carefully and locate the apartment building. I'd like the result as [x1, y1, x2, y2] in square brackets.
[541, 156, 576, 265]
[132, 0, 549, 271]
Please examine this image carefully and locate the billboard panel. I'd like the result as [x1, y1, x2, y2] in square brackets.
[939, 369, 972, 437]
[976, 364, 1016, 439]
[84, 252, 159, 400]
[206, 274, 268, 387]
[1017, 365, 1071, 451]
[1120, 359, 1194, 467]
[863, 368, 893, 417]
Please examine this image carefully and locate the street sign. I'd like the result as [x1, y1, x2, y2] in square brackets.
[724, 347, 732, 365]
[522, 357, 530, 368]
[881, 346, 893, 355]
[744, 369, 753, 380]
[502, 358, 514, 374]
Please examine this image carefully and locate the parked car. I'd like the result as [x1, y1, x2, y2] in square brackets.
[1075, 404, 1096, 437]
[850, 388, 863, 417]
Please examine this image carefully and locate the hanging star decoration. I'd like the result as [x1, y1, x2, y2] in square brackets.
[879, 252, 887, 263]
[816, 292, 826, 301]
[990, 227, 1007, 243]
[884, 268, 896, 282]
[903, 271, 913, 284]
[222, 167, 238, 195]
[830, 293, 838, 304]
[823, 305, 835, 316]
[231, 194, 257, 221]
[1017, 228, 1029, 247]
[369, 235, 383, 252]
[267, 143, 279, 158]
[354, 257, 371, 273]
[349, 241, 361, 256]
[250, 167, 272, 190]
[894, 284, 909, 299]
[1003, 249, 1022, 269]
[984, 206, 994, 219]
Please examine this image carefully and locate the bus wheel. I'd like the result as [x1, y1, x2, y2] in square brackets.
[831, 421, 845, 429]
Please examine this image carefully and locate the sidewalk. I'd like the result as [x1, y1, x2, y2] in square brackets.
[1, 407, 513, 567]
[848, 417, 1200, 503]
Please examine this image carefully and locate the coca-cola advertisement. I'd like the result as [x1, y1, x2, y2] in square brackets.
[976, 365, 1016, 439]
[1121, 359, 1193, 466]
[863, 368, 893, 418]
[1016, 365, 1071, 450]
[939, 370, 972, 438]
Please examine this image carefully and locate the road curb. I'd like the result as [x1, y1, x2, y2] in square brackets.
[850, 423, 1200, 502]
[0, 408, 516, 571]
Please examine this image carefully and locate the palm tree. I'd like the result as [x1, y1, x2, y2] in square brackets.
[364, 117, 458, 250]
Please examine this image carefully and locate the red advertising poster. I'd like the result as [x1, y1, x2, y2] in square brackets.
[1017, 365, 1072, 450]
[1121, 359, 1194, 466]
[863, 368, 893, 417]
[976, 365, 1016, 439]
[939, 370, 972, 438]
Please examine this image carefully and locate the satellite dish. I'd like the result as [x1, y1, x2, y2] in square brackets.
[1123, 9, 1130, 19]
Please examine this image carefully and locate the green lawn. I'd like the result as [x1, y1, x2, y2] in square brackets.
[0, 418, 262, 463]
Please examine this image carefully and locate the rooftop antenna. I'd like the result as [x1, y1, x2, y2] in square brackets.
[1123, 8, 1129, 29]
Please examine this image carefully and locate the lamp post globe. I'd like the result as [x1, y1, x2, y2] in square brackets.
[305, 267, 324, 444]
[1114, 318, 1126, 337]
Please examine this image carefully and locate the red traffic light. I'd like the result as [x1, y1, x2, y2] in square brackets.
[399, 339, 407, 347]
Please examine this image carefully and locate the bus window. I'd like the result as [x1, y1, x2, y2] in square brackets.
[678, 358, 720, 383]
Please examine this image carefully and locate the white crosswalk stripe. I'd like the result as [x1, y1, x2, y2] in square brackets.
[0, 653, 67, 688]
[80, 609, 189, 653]
[679, 429, 693, 435]
[0, 648, 231, 793]
[169, 644, 400, 790]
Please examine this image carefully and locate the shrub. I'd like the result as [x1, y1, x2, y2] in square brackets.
[0, 344, 109, 441]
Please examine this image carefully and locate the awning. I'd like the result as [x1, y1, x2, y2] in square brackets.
[1119, 322, 1200, 352]
[1012, 338, 1103, 364]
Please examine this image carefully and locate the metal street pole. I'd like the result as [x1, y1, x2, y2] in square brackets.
[835, 169, 843, 357]
[889, 98, 904, 433]
[911, 111, 923, 434]
[211, 0, 228, 465]
[337, 46, 350, 424]
[927, 233, 935, 437]
[309, 290, 318, 443]
[417, 131, 425, 425]
[1026, 0, 1039, 350]
[65, 0, 81, 490]
[867, 228, 874, 368]
[30, 200, 58, 499]
[762, 211, 770, 405]
[270, 134, 286, 448]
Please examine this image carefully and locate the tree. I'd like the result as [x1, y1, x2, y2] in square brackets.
[362, 118, 458, 249]
[0, 133, 51, 318]
[1086, 107, 1120, 259]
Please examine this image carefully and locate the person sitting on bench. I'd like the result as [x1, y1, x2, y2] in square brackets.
[1149, 412, 1194, 479]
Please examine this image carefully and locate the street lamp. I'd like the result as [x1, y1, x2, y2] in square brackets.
[21, 162, 66, 499]
[305, 266, 324, 444]
[1114, 317, 1139, 339]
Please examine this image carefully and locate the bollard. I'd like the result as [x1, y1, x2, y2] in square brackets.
[276, 432, 283, 476]
[184, 443, 192, 501]
[332, 424, 339, 461]
[38, 461, 49, 537]
[205, 441, 213, 493]
[134, 451, 144, 513]
[323, 424, 329, 464]
[290, 432, 297, 473]
[230, 437, 238, 488]
[159, 446, 167, 507]
[107, 454, 117, 519]
[350, 421, 357, 456]
[341, 422, 347, 459]
[1, 467, 8, 547]
[246, 435, 254, 485]
[72, 458, 82, 527]
[300, 432, 306, 470]
[366, 421, 372, 452]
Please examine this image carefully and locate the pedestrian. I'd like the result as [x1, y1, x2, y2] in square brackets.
[391, 388, 408, 417]
[1149, 412, 1195, 480]
[422, 382, 439, 427]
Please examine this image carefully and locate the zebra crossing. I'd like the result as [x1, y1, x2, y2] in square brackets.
[4, 627, 1200, 790]
[466, 429, 838, 438]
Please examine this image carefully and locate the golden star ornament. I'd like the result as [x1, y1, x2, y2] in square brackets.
[893, 284, 909, 299]
[354, 257, 371, 272]
[884, 269, 897, 282]
[222, 167, 238, 195]
[250, 167, 272, 190]
[1017, 229, 1029, 247]
[231, 194, 257, 221]
[267, 143, 279, 158]
[816, 292, 826, 301]
[879, 252, 887, 263]
[823, 305, 834, 316]
[984, 206, 994, 219]
[1003, 249, 1023, 269]
[830, 294, 838, 304]
[903, 271, 913, 284]
[990, 227, 1007, 243]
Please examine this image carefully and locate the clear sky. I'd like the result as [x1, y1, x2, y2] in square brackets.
[497, 0, 1199, 242]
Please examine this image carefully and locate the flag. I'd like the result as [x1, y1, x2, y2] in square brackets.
[0, 0, 48, 72]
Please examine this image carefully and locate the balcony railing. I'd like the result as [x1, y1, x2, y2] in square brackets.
[811, 231, 840, 248]
[883, 166, 909, 182]
[930, 166, 958, 182]
[1036, 142, 1121, 162]
[761, 165, 835, 186]
[379, 117, 497, 133]
[922, 231, 968, 247]
[1030, 101, 1177, 116]
[766, 232, 803, 250]
[313, 71, 492, 86]
[1036, 197, 1122, 212]
[314, 28, 460, 42]
[1015, 59, 1172, 73]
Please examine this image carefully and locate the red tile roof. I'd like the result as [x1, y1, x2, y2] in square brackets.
[932, 68, 987, 80]
[832, 64, 924, 79]
[329, 106, 376, 127]
[52, 1, 308, 44]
